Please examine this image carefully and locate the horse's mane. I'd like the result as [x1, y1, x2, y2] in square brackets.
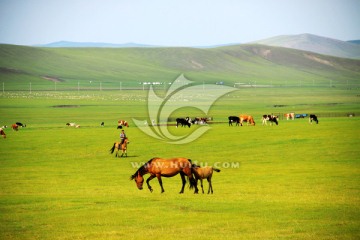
[130, 158, 157, 180]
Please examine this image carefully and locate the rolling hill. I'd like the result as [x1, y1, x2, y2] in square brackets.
[252, 33, 360, 59]
[0, 43, 359, 90]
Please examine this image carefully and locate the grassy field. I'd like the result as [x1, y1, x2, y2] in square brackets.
[0, 88, 359, 239]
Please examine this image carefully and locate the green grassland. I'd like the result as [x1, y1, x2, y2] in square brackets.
[1, 44, 360, 91]
[0, 88, 359, 239]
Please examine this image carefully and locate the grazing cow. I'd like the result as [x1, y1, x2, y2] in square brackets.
[262, 115, 279, 126]
[11, 124, 19, 131]
[309, 114, 319, 124]
[284, 113, 295, 120]
[117, 120, 129, 129]
[66, 122, 76, 127]
[239, 115, 255, 126]
[192, 117, 208, 125]
[176, 117, 191, 128]
[228, 116, 240, 126]
[0, 128, 6, 138]
[16, 122, 26, 127]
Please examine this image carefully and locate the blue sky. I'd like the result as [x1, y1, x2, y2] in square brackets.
[0, 0, 359, 46]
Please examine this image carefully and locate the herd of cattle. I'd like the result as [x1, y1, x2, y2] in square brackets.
[175, 113, 318, 128]
[1, 113, 319, 139]
[228, 113, 318, 126]
[0, 122, 27, 138]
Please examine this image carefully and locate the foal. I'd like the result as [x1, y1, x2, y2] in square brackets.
[192, 165, 220, 194]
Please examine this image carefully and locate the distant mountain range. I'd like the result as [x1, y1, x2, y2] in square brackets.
[36, 41, 156, 48]
[252, 33, 360, 59]
[36, 34, 360, 59]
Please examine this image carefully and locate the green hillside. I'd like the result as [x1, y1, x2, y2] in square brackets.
[0, 43, 359, 91]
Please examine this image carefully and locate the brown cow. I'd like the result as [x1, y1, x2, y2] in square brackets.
[239, 115, 256, 126]
[284, 113, 295, 120]
[117, 120, 129, 129]
[11, 124, 19, 131]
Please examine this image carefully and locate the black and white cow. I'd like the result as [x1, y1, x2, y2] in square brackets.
[16, 122, 26, 127]
[309, 114, 319, 124]
[262, 115, 278, 126]
[176, 117, 191, 128]
[228, 116, 240, 126]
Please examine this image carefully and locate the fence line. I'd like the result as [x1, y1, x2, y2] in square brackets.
[1, 82, 360, 92]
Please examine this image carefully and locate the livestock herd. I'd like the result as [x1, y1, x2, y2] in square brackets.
[175, 113, 319, 128]
[0, 122, 26, 138]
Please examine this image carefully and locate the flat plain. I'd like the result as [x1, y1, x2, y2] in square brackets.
[0, 87, 359, 239]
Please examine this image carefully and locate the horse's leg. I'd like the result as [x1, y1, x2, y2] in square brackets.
[200, 178, 204, 194]
[207, 177, 213, 194]
[156, 175, 165, 193]
[179, 172, 186, 194]
[195, 178, 199, 193]
[146, 175, 155, 193]
[191, 175, 199, 194]
[120, 149, 124, 157]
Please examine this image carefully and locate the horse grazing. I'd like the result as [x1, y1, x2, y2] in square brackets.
[109, 138, 129, 157]
[239, 115, 256, 126]
[192, 165, 220, 194]
[130, 157, 198, 193]
[117, 120, 129, 129]
[309, 114, 319, 124]
[228, 116, 240, 126]
[0, 128, 6, 138]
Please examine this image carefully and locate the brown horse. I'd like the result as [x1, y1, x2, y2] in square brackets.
[0, 128, 6, 138]
[109, 138, 129, 157]
[130, 157, 198, 193]
[192, 165, 220, 194]
[239, 115, 256, 126]
[117, 120, 129, 129]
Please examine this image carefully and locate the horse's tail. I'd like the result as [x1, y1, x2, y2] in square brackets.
[110, 143, 116, 154]
[188, 177, 197, 189]
[213, 168, 221, 173]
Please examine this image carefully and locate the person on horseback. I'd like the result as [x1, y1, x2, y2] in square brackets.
[120, 129, 127, 146]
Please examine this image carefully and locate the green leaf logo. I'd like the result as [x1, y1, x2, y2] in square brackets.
[133, 74, 236, 144]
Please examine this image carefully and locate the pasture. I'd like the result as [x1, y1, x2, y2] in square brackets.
[0, 88, 359, 239]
